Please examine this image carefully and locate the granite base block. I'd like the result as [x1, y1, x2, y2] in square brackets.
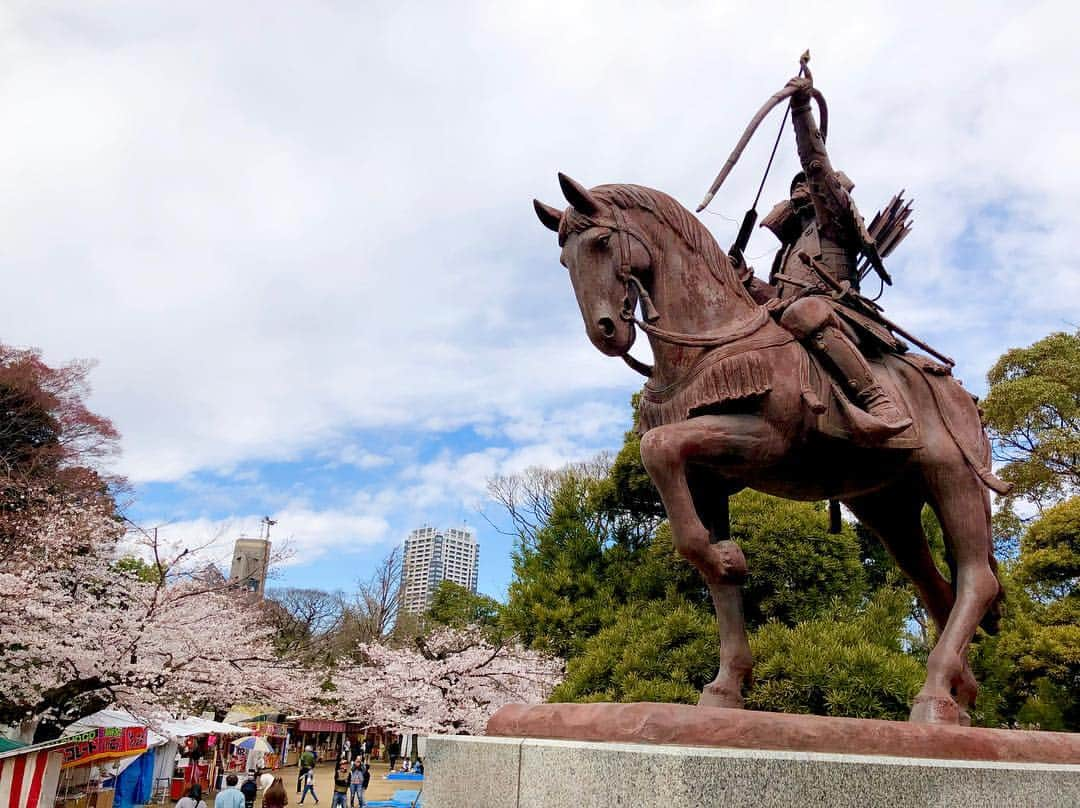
[424, 735, 1080, 808]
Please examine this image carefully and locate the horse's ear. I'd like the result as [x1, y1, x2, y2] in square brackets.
[558, 172, 600, 216]
[533, 199, 563, 232]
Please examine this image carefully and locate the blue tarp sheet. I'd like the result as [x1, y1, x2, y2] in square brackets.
[114, 750, 155, 808]
[365, 789, 421, 807]
[385, 773, 423, 781]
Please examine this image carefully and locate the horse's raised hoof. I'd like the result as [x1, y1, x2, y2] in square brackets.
[698, 682, 744, 710]
[909, 694, 961, 725]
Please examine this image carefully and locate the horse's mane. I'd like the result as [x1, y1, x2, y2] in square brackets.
[560, 183, 752, 302]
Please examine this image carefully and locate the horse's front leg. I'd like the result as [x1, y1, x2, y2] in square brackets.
[640, 414, 785, 709]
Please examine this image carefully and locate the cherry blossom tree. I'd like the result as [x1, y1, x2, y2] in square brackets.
[327, 627, 563, 735]
[0, 344, 319, 741]
[0, 497, 319, 742]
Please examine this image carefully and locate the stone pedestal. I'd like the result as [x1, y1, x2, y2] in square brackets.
[422, 703, 1080, 807]
[424, 736, 1080, 808]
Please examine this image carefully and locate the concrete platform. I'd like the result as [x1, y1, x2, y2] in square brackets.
[424, 735, 1080, 808]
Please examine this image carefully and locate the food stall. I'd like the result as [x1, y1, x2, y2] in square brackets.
[0, 740, 65, 808]
[236, 722, 288, 771]
[158, 717, 252, 796]
[53, 726, 150, 808]
[293, 720, 345, 764]
[62, 710, 251, 802]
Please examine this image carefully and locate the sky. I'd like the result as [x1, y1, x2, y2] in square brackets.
[0, 1, 1076, 601]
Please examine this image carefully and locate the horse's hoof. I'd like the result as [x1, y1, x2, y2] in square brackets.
[698, 683, 744, 710]
[910, 694, 961, 724]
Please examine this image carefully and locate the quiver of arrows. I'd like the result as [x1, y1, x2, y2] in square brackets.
[858, 191, 913, 283]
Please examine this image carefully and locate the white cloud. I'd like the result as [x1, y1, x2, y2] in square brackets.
[0, 0, 1074, 491]
[151, 507, 390, 569]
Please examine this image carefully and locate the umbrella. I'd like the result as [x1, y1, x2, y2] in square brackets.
[231, 736, 274, 753]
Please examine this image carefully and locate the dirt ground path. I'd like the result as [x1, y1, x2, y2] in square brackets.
[268, 761, 409, 804]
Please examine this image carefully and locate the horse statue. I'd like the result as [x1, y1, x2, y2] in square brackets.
[533, 173, 1010, 725]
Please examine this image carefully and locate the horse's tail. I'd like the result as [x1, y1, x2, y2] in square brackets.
[977, 399, 1007, 635]
[981, 552, 1005, 635]
[906, 357, 1009, 634]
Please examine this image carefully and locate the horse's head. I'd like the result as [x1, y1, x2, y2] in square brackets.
[533, 173, 651, 358]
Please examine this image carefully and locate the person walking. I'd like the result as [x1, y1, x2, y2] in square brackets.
[297, 746, 315, 794]
[298, 769, 318, 805]
[331, 762, 350, 808]
[240, 774, 258, 808]
[348, 760, 364, 808]
[176, 785, 207, 808]
[263, 778, 288, 808]
[215, 775, 245, 808]
[386, 739, 399, 773]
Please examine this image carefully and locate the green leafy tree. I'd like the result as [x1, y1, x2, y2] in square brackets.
[746, 589, 924, 720]
[112, 556, 164, 584]
[551, 589, 922, 719]
[970, 498, 1080, 729]
[502, 471, 616, 657]
[731, 491, 867, 628]
[982, 331, 1080, 511]
[551, 598, 718, 705]
[427, 580, 502, 630]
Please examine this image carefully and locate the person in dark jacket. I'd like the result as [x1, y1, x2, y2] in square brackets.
[331, 761, 350, 808]
[240, 775, 258, 808]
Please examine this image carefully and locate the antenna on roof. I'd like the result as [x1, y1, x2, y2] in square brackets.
[261, 516, 278, 541]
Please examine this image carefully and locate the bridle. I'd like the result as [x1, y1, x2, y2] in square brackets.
[605, 206, 659, 378]
[600, 205, 770, 378]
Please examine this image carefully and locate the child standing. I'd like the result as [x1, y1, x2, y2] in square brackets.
[299, 769, 318, 805]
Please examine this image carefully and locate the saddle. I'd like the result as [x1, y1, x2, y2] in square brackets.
[803, 348, 924, 450]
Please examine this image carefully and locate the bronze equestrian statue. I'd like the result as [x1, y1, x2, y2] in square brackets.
[533, 62, 1011, 725]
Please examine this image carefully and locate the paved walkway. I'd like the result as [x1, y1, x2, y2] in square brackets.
[174, 760, 413, 808]
[270, 761, 405, 805]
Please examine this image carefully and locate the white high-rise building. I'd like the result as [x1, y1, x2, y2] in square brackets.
[400, 526, 479, 614]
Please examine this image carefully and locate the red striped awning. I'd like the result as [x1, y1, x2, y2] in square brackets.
[0, 749, 63, 808]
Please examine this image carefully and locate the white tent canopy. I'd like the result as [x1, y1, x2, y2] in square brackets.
[65, 710, 252, 743]
[63, 710, 253, 781]
[157, 717, 252, 739]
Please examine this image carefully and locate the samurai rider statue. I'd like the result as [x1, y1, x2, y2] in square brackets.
[741, 75, 913, 443]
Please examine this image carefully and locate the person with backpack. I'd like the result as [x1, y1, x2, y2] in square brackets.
[240, 774, 258, 808]
[176, 785, 207, 808]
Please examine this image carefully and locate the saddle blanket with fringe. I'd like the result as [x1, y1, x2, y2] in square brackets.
[637, 328, 792, 433]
